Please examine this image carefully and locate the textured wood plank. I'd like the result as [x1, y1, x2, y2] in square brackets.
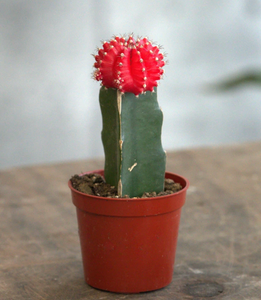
[1, 142, 261, 299]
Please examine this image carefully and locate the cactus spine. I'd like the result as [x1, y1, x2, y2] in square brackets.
[94, 34, 166, 197]
[100, 87, 166, 197]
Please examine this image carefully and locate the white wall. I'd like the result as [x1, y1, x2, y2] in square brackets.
[1, 0, 261, 169]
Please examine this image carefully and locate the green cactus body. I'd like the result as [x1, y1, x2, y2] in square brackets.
[99, 86, 166, 198]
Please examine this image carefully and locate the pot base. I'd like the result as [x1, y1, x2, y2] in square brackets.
[88, 278, 172, 294]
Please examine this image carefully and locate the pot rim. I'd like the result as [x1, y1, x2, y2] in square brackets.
[68, 169, 189, 202]
[69, 169, 189, 216]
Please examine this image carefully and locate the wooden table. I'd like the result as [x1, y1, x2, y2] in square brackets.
[1, 142, 261, 300]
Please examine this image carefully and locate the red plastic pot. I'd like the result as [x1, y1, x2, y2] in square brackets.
[68, 170, 189, 293]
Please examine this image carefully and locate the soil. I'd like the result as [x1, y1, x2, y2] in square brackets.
[70, 173, 182, 198]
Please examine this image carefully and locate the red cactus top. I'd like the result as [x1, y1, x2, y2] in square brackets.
[93, 35, 165, 95]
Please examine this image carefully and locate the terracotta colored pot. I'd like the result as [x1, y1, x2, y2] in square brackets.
[68, 170, 189, 293]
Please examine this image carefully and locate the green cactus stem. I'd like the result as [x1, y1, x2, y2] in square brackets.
[100, 86, 166, 198]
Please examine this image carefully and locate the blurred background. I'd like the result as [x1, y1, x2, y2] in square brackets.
[1, 0, 261, 170]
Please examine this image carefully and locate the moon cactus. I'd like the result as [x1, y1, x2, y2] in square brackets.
[93, 35, 166, 197]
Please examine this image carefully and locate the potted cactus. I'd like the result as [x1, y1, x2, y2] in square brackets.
[68, 34, 189, 293]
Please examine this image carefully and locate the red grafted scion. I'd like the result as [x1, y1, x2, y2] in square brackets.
[93, 35, 165, 95]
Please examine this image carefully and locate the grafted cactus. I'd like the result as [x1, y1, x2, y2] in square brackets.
[93, 35, 166, 197]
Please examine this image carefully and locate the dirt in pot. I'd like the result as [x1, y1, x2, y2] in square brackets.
[70, 173, 182, 198]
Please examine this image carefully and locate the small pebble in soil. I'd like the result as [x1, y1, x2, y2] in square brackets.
[70, 173, 182, 198]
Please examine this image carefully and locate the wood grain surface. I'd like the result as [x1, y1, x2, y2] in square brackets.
[1, 142, 261, 299]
